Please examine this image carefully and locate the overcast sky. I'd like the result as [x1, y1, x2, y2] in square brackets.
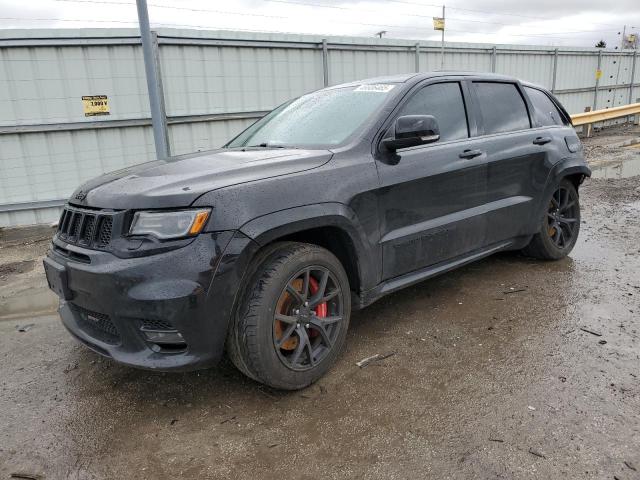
[1, 0, 638, 48]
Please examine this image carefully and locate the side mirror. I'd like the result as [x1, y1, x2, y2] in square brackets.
[382, 115, 440, 151]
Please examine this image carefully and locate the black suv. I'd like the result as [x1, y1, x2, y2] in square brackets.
[44, 73, 590, 389]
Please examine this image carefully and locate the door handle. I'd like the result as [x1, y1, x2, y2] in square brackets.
[533, 136, 552, 145]
[458, 149, 483, 159]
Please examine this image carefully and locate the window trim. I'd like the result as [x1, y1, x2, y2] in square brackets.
[374, 78, 474, 155]
[470, 80, 533, 137]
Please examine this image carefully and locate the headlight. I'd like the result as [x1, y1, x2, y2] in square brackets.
[129, 209, 210, 239]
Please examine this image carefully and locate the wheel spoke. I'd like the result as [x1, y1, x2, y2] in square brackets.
[320, 289, 339, 303]
[301, 328, 314, 366]
[286, 283, 304, 305]
[561, 200, 575, 213]
[308, 269, 329, 307]
[320, 315, 343, 324]
[290, 327, 309, 365]
[309, 318, 333, 348]
[275, 313, 298, 324]
[301, 268, 310, 302]
[559, 221, 573, 240]
[307, 343, 317, 366]
[558, 216, 577, 225]
[276, 323, 297, 348]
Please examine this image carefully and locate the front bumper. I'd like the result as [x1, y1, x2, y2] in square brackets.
[45, 231, 258, 371]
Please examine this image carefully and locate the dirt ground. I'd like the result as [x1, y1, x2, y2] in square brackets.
[1, 125, 639, 479]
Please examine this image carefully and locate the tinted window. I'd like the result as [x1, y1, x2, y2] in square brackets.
[474, 82, 530, 134]
[524, 86, 565, 126]
[399, 82, 468, 142]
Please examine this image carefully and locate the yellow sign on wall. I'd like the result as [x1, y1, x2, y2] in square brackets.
[82, 95, 110, 117]
[595, 69, 603, 80]
[433, 17, 445, 31]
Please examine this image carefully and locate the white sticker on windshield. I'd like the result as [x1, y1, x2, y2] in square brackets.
[354, 84, 396, 93]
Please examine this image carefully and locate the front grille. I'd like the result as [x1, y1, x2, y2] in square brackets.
[57, 207, 114, 250]
[73, 305, 120, 344]
[81, 215, 96, 244]
[70, 213, 82, 239]
[140, 318, 175, 331]
[97, 217, 113, 247]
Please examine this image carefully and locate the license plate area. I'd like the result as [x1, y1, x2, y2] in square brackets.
[43, 257, 73, 300]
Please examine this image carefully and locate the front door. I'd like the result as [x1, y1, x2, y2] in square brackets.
[375, 80, 489, 280]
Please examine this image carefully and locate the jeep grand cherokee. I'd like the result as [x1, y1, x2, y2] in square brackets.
[44, 73, 590, 389]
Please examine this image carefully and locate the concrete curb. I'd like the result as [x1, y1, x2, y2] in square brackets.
[0, 287, 58, 321]
[613, 137, 640, 148]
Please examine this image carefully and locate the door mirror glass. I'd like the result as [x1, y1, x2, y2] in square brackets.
[382, 115, 440, 151]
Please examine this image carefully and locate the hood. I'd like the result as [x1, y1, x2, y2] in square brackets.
[69, 148, 332, 210]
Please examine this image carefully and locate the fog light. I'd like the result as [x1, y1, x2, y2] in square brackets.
[142, 329, 184, 345]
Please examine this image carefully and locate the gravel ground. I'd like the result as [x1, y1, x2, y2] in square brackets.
[1, 125, 639, 479]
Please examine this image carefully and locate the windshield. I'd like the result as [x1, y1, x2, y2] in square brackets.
[225, 84, 397, 149]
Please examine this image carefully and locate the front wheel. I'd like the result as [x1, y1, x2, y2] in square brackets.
[522, 179, 581, 260]
[226, 242, 351, 390]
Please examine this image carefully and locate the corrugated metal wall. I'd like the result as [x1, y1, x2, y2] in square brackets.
[1, 28, 638, 227]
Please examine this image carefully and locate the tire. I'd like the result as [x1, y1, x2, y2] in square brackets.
[226, 242, 351, 390]
[522, 179, 581, 260]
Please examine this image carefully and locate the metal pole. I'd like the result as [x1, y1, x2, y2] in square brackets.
[551, 48, 558, 93]
[136, 0, 170, 159]
[440, 5, 445, 69]
[414, 43, 420, 72]
[628, 50, 637, 123]
[491, 46, 496, 72]
[629, 49, 637, 105]
[594, 49, 602, 110]
[322, 38, 329, 87]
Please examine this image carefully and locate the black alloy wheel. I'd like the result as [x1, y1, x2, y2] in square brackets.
[226, 242, 351, 390]
[273, 266, 345, 371]
[546, 185, 579, 249]
[522, 179, 581, 260]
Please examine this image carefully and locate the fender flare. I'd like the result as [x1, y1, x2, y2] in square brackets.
[550, 161, 591, 185]
[238, 202, 378, 291]
[535, 158, 591, 220]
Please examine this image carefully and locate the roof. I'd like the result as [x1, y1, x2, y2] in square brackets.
[335, 71, 520, 88]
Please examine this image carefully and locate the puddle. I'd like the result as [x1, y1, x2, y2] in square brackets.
[590, 156, 640, 179]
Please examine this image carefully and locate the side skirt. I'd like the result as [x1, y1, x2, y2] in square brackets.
[355, 240, 513, 309]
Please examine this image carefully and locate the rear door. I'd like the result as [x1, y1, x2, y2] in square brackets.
[469, 81, 555, 245]
[375, 79, 489, 280]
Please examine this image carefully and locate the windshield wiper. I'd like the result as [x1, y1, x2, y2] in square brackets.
[246, 142, 287, 148]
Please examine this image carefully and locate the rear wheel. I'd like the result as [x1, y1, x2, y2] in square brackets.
[227, 242, 350, 390]
[522, 179, 581, 260]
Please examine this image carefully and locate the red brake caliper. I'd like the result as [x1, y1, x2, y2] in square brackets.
[309, 276, 327, 318]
